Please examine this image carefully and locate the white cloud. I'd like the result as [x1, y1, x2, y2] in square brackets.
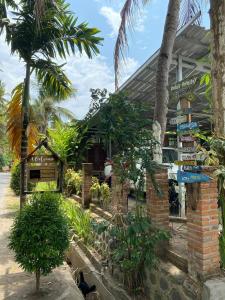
[0, 35, 25, 98]
[61, 55, 139, 119]
[100, 5, 147, 38]
[100, 6, 121, 37]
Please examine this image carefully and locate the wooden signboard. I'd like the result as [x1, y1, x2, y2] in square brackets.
[178, 147, 196, 153]
[28, 155, 56, 164]
[175, 160, 197, 166]
[169, 115, 187, 125]
[183, 165, 202, 171]
[177, 171, 211, 183]
[177, 108, 192, 116]
[22, 139, 64, 194]
[181, 153, 197, 161]
[170, 76, 199, 93]
[28, 166, 58, 182]
[179, 135, 195, 142]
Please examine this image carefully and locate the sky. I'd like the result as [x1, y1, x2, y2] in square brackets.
[0, 0, 210, 119]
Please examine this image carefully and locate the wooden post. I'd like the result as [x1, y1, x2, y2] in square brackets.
[82, 163, 93, 209]
[111, 169, 128, 213]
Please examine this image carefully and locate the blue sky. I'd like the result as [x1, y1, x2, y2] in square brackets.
[0, 0, 210, 119]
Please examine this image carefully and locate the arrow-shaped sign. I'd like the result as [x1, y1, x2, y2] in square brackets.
[181, 153, 197, 161]
[175, 160, 197, 166]
[177, 171, 211, 183]
[169, 115, 187, 125]
[179, 135, 195, 142]
[177, 108, 192, 116]
[178, 147, 196, 153]
[177, 122, 198, 132]
[183, 165, 202, 171]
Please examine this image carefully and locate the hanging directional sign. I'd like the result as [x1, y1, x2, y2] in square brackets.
[179, 135, 195, 142]
[183, 165, 202, 172]
[177, 122, 198, 132]
[181, 153, 197, 161]
[169, 115, 187, 125]
[170, 76, 200, 92]
[177, 108, 192, 116]
[178, 147, 196, 153]
[177, 171, 211, 183]
[175, 160, 197, 166]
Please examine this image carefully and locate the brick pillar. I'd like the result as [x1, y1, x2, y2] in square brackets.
[187, 173, 220, 281]
[146, 169, 169, 229]
[111, 172, 128, 213]
[82, 163, 93, 209]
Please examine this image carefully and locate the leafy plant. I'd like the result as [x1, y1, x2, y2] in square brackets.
[10, 161, 21, 195]
[64, 169, 83, 196]
[8, 192, 69, 292]
[90, 177, 111, 207]
[90, 176, 101, 200]
[108, 209, 169, 294]
[62, 200, 92, 244]
[48, 122, 77, 161]
[100, 183, 111, 208]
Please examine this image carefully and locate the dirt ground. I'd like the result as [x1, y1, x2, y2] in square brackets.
[0, 173, 84, 300]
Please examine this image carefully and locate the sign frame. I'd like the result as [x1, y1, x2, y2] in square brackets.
[21, 138, 64, 194]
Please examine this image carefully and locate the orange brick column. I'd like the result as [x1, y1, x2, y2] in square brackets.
[146, 169, 169, 229]
[111, 172, 128, 213]
[82, 163, 93, 209]
[187, 174, 220, 280]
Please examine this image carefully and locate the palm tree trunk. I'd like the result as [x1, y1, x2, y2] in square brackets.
[154, 0, 180, 149]
[20, 62, 31, 209]
[210, 1, 225, 136]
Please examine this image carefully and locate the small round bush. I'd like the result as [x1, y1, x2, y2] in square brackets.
[9, 192, 70, 292]
[10, 161, 20, 195]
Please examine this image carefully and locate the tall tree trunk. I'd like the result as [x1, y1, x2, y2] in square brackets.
[20, 62, 31, 209]
[154, 0, 180, 153]
[210, 1, 225, 136]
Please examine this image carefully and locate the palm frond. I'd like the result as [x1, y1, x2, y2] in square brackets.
[32, 58, 75, 100]
[53, 106, 76, 121]
[114, 0, 150, 89]
[7, 83, 39, 158]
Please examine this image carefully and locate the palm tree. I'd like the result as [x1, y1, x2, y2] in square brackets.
[114, 0, 200, 153]
[0, 81, 6, 140]
[210, 1, 225, 136]
[32, 91, 76, 134]
[0, 0, 103, 207]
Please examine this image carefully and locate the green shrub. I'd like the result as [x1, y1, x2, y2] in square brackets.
[64, 169, 82, 196]
[219, 234, 225, 268]
[90, 177, 111, 207]
[10, 161, 20, 195]
[62, 199, 92, 244]
[9, 192, 70, 292]
[108, 209, 169, 294]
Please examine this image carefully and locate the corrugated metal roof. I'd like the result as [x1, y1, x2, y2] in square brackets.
[118, 14, 211, 131]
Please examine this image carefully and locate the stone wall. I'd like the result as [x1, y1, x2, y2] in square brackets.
[144, 261, 202, 300]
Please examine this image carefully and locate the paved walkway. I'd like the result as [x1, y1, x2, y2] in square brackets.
[0, 172, 84, 300]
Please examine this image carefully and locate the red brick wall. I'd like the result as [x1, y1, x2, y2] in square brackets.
[187, 175, 220, 280]
[146, 169, 169, 229]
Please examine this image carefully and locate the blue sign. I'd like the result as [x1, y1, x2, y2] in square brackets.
[177, 122, 198, 132]
[177, 171, 211, 183]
